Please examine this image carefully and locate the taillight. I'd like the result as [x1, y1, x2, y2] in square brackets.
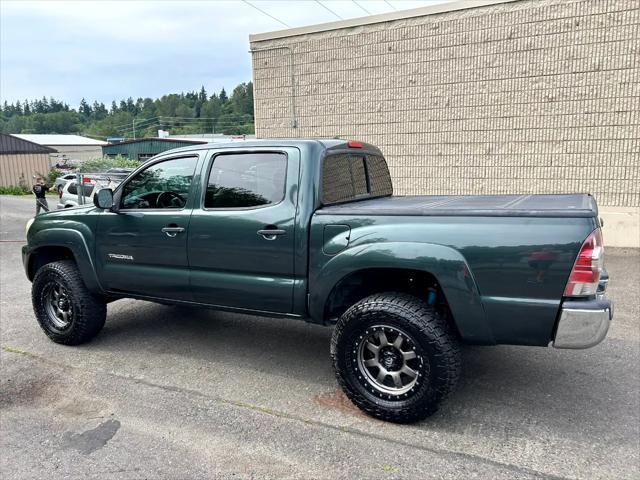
[564, 228, 604, 297]
[348, 140, 363, 148]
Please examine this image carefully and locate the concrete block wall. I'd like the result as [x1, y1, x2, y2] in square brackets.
[250, 0, 639, 247]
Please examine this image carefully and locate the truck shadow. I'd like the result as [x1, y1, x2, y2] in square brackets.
[91, 299, 633, 440]
[95, 300, 335, 384]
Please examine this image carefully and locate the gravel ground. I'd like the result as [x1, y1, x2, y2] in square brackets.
[1, 195, 638, 479]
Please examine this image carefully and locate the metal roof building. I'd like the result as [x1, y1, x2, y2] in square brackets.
[0, 134, 56, 187]
[11, 134, 107, 165]
[102, 138, 208, 161]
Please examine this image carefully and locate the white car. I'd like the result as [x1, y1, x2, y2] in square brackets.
[54, 173, 78, 193]
[56, 178, 120, 209]
[57, 180, 96, 209]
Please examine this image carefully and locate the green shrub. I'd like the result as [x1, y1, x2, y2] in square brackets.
[78, 155, 139, 173]
[0, 185, 31, 195]
[47, 168, 64, 185]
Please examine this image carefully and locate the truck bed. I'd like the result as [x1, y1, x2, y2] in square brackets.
[316, 194, 597, 218]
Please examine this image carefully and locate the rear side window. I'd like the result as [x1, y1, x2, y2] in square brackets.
[205, 152, 287, 208]
[322, 153, 392, 204]
[322, 155, 368, 204]
[367, 155, 393, 197]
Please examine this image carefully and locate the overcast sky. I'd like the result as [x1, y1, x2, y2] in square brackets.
[1, 0, 449, 107]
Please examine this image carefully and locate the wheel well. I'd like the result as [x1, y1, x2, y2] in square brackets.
[28, 246, 75, 280]
[324, 268, 453, 325]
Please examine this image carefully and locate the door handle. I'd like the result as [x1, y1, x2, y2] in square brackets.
[257, 229, 286, 240]
[161, 226, 185, 237]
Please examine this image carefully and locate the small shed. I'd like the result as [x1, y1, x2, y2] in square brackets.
[102, 138, 208, 161]
[0, 134, 56, 187]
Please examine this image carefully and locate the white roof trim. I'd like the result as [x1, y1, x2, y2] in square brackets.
[11, 134, 107, 146]
[250, 0, 520, 43]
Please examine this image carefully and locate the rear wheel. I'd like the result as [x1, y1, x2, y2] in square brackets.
[32, 260, 106, 345]
[331, 292, 461, 423]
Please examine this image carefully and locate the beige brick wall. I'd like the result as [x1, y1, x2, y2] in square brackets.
[250, 0, 639, 212]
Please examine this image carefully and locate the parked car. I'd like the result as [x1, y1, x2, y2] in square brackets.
[23, 139, 612, 423]
[56, 180, 95, 209]
[54, 173, 78, 193]
[57, 177, 121, 209]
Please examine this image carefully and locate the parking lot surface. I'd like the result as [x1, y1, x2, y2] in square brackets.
[1, 195, 638, 479]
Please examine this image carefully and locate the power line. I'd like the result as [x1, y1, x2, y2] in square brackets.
[109, 115, 244, 130]
[352, 0, 371, 15]
[241, 0, 290, 28]
[114, 120, 255, 134]
[122, 124, 253, 132]
[383, 0, 397, 10]
[315, 1, 343, 20]
[109, 116, 163, 130]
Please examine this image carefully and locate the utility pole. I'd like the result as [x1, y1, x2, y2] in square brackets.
[133, 118, 136, 140]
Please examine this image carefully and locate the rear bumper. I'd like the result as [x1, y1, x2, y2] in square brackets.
[553, 297, 613, 349]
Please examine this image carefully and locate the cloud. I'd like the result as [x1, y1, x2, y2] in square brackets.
[0, 0, 449, 106]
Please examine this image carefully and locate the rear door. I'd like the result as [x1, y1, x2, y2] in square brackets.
[95, 154, 200, 300]
[188, 148, 299, 313]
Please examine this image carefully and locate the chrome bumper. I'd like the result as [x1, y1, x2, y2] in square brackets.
[553, 297, 613, 349]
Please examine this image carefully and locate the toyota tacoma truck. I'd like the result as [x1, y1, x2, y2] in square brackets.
[23, 139, 613, 423]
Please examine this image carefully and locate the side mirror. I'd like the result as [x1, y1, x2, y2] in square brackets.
[94, 188, 114, 210]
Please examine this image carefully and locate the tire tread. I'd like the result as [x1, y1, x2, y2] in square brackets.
[32, 260, 106, 345]
[331, 292, 461, 423]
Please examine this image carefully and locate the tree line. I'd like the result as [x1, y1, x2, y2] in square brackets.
[0, 82, 255, 139]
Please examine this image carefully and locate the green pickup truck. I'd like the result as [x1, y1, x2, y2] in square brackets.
[23, 139, 612, 423]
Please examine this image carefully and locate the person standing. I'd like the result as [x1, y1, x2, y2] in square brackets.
[32, 177, 50, 215]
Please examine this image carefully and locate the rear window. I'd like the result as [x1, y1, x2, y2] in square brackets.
[67, 183, 94, 197]
[322, 153, 392, 205]
[367, 155, 393, 197]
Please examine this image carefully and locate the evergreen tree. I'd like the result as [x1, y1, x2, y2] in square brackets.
[79, 98, 91, 118]
[0, 80, 255, 136]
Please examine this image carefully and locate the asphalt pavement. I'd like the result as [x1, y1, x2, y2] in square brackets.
[1, 195, 638, 479]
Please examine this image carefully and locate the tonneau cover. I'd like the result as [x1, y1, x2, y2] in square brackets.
[317, 194, 598, 218]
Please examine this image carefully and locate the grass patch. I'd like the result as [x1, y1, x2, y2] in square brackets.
[0, 186, 31, 195]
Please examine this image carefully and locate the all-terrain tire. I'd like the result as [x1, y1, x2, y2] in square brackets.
[32, 260, 106, 345]
[331, 292, 461, 423]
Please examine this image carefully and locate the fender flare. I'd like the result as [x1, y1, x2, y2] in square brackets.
[310, 241, 495, 344]
[26, 227, 103, 294]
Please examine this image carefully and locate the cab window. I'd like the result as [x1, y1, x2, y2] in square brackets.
[120, 156, 198, 209]
[204, 152, 287, 209]
[322, 153, 393, 205]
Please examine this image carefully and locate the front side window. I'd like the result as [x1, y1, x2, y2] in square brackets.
[205, 152, 287, 208]
[120, 156, 198, 209]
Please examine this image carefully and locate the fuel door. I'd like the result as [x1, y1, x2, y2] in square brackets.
[323, 224, 351, 255]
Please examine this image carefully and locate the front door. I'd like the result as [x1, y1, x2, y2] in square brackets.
[188, 149, 298, 313]
[96, 154, 200, 300]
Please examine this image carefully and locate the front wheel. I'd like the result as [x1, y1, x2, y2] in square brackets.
[331, 292, 461, 423]
[32, 260, 106, 345]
